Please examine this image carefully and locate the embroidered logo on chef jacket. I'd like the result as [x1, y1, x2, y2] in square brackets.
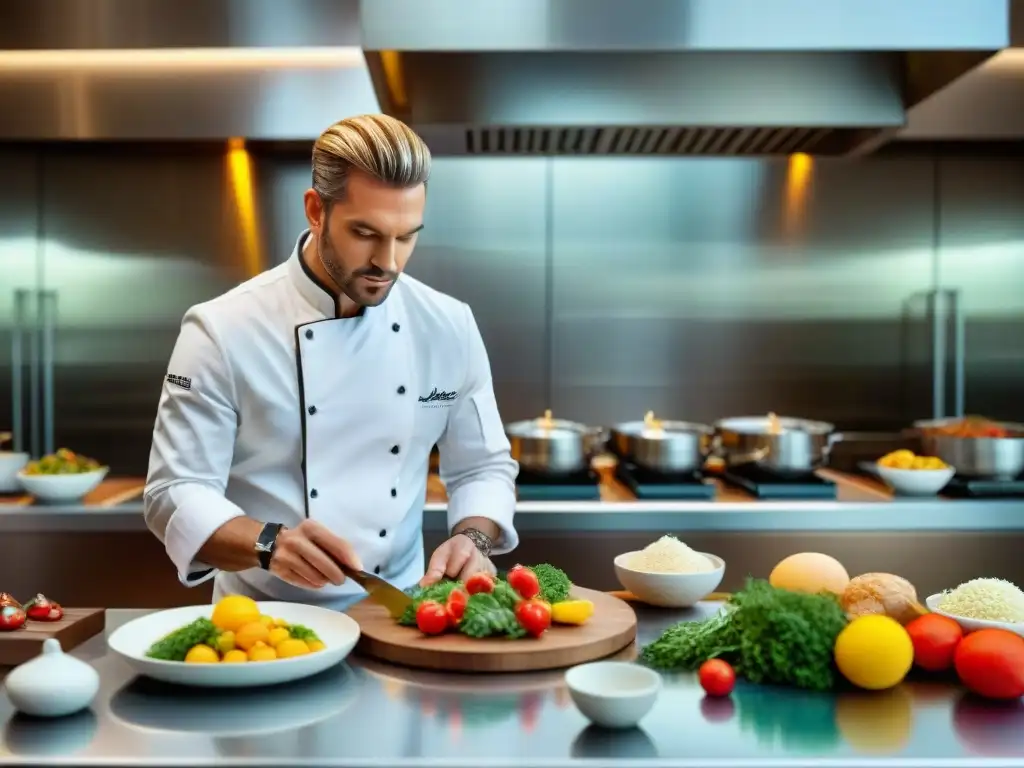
[166, 374, 192, 390]
[418, 387, 458, 408]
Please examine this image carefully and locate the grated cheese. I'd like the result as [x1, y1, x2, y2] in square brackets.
[938, 577, 1024, 623]
[624, 535, 715, 574]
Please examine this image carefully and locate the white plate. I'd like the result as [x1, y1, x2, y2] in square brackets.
[107, 602, 360, 688]
[925, 593, 1024, 637]
[16, 467, 108, 502]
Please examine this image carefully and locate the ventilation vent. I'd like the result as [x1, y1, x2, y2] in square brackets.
[463, 126, 845, 156]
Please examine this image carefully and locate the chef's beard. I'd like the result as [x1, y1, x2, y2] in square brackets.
[317, 222, 398, 308]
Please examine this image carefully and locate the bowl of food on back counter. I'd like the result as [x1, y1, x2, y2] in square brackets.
[609, 411, 713, 474]
[0, 430, 30, 494]
[614, 535, 725, 608]
[16, 449, 108, 503]
[874, 450, 955, 496]
[713, 413, 837, 474]
[913, 417, 1024, 481]
[504, 410, 607, 476]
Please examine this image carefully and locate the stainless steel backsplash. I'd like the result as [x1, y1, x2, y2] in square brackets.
[2, 146, 1023, 474]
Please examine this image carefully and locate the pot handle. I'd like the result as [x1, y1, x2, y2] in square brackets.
[725, 446, 771, 464]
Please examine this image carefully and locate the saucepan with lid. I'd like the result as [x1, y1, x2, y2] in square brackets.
[505, 410, 607, 475]
[610, 412, 713, 474]
[714, 413, 837, 473]
[913, 416, 1024, 480]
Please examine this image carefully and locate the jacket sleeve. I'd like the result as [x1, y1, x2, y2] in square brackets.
[144, 308, 246, 586]
[436, 304, 519, 554]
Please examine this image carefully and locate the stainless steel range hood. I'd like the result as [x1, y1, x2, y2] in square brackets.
[360, 0, 1010, 156]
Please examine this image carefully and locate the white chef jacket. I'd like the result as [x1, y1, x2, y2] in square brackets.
[144, 231, 519, 608]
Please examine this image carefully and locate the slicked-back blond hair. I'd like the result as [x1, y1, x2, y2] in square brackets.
[312, 114, 431, 203]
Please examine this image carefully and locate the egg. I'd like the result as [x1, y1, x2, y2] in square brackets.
[769, 552, 851, 595]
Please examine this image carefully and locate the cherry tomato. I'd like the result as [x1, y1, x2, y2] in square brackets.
[954, 629, 1024, 700]
[698, 659, 736, 697]
[465, 573, 495, 595]
[507, 565, 541, 600]
[515, 599, 551, 637]
[0, 605, 26, 632]
[415, 601, 450, 635]
[445, 589, 468, 625]
[906, 613, 963, 672]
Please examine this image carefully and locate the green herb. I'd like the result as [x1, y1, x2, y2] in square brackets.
[288, 623, 320, 642]
[532, 563, 572, 604]
[145, 617, 219, 661]
[459, 593, 525, 639]
[640, 578, 848, 692]
[491, 581, 520, 610]
[398, 580, 461, 626]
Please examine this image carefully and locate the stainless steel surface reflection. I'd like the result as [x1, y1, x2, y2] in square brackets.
[0, 608, 1022, 766]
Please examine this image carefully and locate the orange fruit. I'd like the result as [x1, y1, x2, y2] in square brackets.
[211, 595, 261, 632]
[221, 649, 248, 663]
[275, 639, 310, 658]
[234, 621, 270, 651]
[247, 641, 277, 661]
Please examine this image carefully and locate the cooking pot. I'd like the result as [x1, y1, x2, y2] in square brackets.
[913, 418, 1024, 480]
[714, 415, 836, 473]
[505, 412, 607, 475]
[610, 417, 713, 474]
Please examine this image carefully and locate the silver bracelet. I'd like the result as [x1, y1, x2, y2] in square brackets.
[456, 527, 493, 558]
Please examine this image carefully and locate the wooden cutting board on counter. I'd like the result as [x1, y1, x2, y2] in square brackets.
[347, 587, 637, 673]
[0, 608, 105, 666]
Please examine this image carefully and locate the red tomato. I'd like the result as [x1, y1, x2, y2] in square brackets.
[445, 590, 468, 625]
[906, 613, 963, 672]
[954, 629, 1024, 700]
[698, 659, 736, 697]
[465, 573, 495, 595]
[415, 601, 450, 635]
[515, 599, 552, 637]
[507, 565, 541, 600]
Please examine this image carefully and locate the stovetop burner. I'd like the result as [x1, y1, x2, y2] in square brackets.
[615, 462, 715, 500]
[722, 464, 837, 500]
[515, 468, 601, 502]
[942, 475, 1024, 499]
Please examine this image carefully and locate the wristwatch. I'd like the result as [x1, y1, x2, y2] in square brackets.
[456, 527, 494, 558]
[255, 523, 284, 570]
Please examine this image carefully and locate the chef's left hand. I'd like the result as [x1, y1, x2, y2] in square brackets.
[420, 533, 495, 587]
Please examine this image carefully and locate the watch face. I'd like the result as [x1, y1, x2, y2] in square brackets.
[255, 542, 270, 553]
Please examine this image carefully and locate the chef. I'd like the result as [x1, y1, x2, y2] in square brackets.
[143, 114, 519, 608]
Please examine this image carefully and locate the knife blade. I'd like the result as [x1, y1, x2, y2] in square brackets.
[330, 557, 413, 619]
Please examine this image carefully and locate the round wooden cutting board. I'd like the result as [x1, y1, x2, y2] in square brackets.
[346, 587, 637, 673]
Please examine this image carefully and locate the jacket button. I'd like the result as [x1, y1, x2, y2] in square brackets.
[390, 445, 400, 455]
[305, 329, 313, 340]
[308, 405, 317, 415]
[397, 386, 406, 395]
[374, 565, 381, 574]
[310, 488, 318, 499]
[392, 323, 400, 332]
[390, 488, 397, 498]
[379, 529, 387, 538]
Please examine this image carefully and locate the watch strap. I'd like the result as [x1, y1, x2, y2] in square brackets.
[255, 523, 284, 570]
[456, 527, 494, 558]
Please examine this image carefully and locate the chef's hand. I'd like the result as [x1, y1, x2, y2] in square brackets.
[270, 520, 362, 589]
[420, 534, 495, 587]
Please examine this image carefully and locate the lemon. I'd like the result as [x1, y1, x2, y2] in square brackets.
[551, 599, 595, 625]
[248, 641, 277, 661]
[221, 649, 248, 664]
[307, 640, 326, 653]
[215, 630, 236, 654]
[211, 595, 261, 632]
[259, 614, 275, 628]
[184, 644, 220, 663]
[834, 615, 914, 690]
[276, 638, 311, 658]
[267, 627, 291, 648]
[234, 620, 271, 651]
[273, 617, 289, 628]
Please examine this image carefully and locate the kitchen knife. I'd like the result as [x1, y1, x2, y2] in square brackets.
[331, 558, 413, 619]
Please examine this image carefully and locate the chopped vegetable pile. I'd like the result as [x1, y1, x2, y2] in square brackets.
[23, 447, 103, 475]
[640, 578, 848, 691]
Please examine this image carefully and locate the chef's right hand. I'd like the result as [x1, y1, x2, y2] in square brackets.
[269, 520, 362, 589]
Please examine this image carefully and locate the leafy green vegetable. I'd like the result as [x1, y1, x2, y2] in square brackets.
[398, 580, 461, 626]
[491, 581, 520, 611]
[532, 563, 572, 603]
[288, 623, 321, 642]
[640, 578, 848, 691]
[145, 617, 219, 661]
[459, 593, 525, 639]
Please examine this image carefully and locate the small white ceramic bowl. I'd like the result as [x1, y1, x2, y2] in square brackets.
[0, 452, 30, 493]
[925, 593, 1024, 638]
[16, 467, 108, 503]
[565, 662, 661, 729]
[613, 552, 725, 608]
[876, 464, 955, 497]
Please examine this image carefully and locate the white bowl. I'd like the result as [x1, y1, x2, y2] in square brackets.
[565, 661, 661, 729]
[16, 467, 108, 503]
[875, 465, 955, 496]
[107, 602, 360, 688]
[613, 552, 725, 608]
[0, 452, 29, 493]
[925, 593, 1024, 638]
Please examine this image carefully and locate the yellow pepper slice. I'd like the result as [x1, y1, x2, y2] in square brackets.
[551, 599, 594, 625]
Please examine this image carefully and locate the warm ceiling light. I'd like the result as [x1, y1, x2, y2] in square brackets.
[0, 47, 365, 72]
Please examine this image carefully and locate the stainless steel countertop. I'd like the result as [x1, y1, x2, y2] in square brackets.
[2, 500, 1024, 534]
[1, 606, 1022, 768]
